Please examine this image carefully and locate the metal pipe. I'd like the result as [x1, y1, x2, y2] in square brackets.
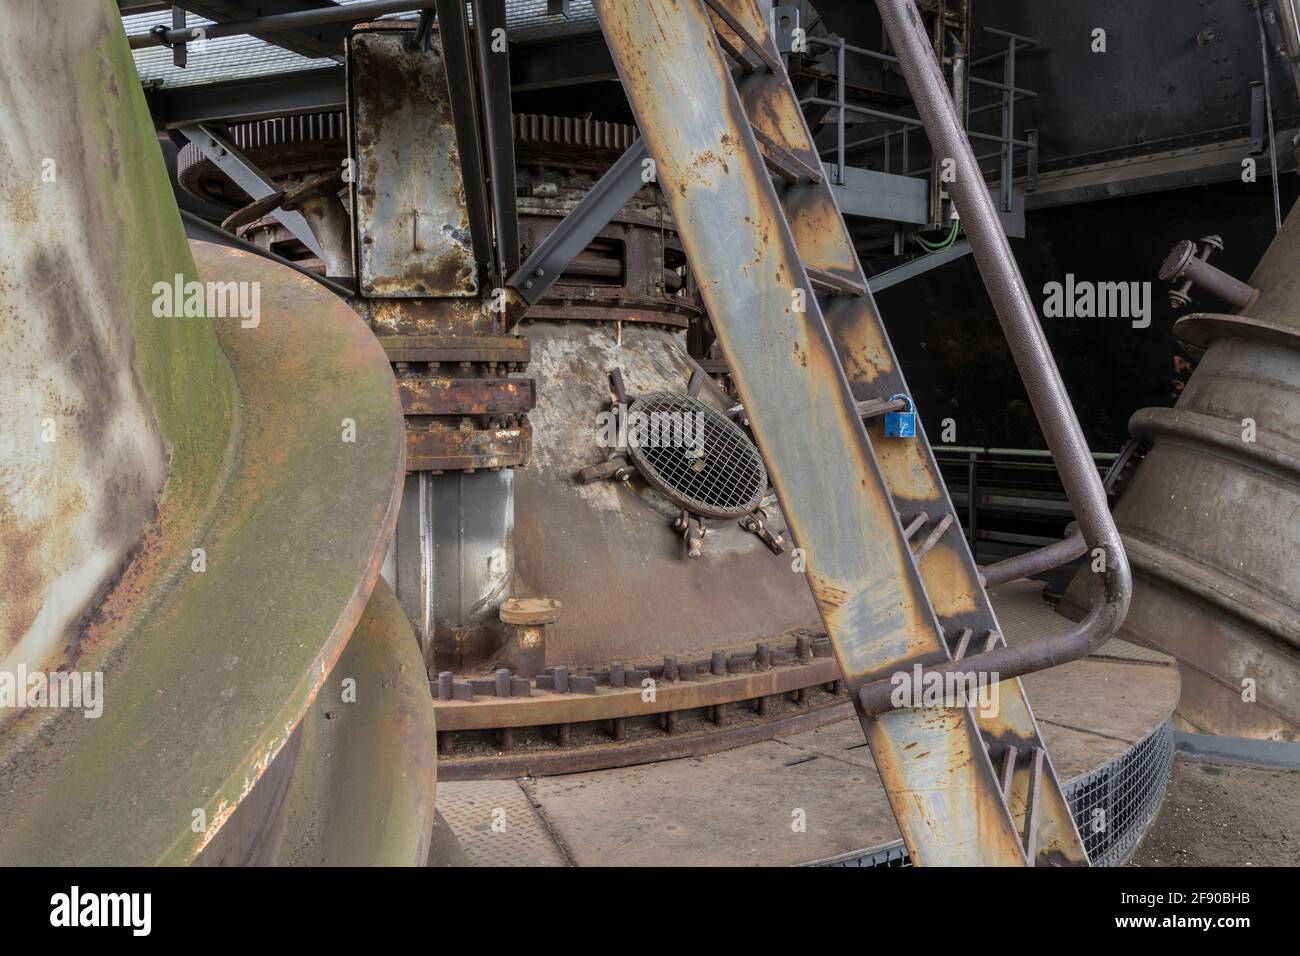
[1277, 0, 1300, 97]
[1182, 255, 1261, 311]
[1256, 1, 1283, 234]
[806, 34, 898, 64]
[836, 39, 847, 185]
[934, 445, 1119, 461]
[979, 530, 1087, 589]
[128, 0, 427, 49]
[860, 0, 1132, 717]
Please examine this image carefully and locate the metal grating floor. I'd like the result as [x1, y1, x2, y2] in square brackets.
[820, 719, 1175, 867]
[819, 578, 1176, 867]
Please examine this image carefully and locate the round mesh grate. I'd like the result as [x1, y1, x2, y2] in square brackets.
[625, 392, 767, 519]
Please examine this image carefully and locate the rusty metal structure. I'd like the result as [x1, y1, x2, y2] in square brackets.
[0, 0, 434, 865]
[8, 0, 1297, 869]
[588, 0, 1135, 866]
[168, 45, 849, 776]
[1064, 213, 1300, 743]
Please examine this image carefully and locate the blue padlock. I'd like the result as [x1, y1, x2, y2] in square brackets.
[884, 393, 916, 438]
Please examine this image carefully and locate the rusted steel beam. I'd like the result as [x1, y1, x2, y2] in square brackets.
[594, 0, 1031, 866]
[349, 23, 479, 299]
[713, 0, 1090, 865]
[504, 138, 650, 326]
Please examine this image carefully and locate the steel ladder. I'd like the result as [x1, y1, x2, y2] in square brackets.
[593, 0, 1096, 866]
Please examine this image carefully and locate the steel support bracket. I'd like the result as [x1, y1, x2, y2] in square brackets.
[177, 122, 326, 259]
[503, 138, 650, 327]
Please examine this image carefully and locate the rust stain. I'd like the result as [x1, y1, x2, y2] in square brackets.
[808, 573, 849, 611]
[870, 420, 941, 500]
[827, 300, 895, 385]
[921, 543, 980, 617]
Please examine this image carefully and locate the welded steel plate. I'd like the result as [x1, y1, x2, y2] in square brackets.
[349, 26, 478, 298]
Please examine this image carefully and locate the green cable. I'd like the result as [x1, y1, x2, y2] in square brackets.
[914, 217, 960, 253]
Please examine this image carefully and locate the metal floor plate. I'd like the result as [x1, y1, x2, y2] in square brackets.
[436, 781, 568, 867]
[431, 581, 1179, 866]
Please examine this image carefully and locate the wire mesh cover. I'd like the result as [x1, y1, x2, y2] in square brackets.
[625, 392, 767, 519]
[815, 720, 1176, 868]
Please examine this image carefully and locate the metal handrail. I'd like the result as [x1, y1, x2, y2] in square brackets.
[800, 27, 1038, 209]
[858, 0, 1132, 717]
[934, 445, 1120, 461]
[933, 445, 1114, 566]
[979, 529, 1087, 589]
[126, 0, 425, 49]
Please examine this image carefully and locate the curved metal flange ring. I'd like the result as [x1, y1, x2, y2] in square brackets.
[1174, 312, 1300, 351]
[253, 578, 437, 866]
[0, 242, 408, 865]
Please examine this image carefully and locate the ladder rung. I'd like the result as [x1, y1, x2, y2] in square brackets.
[1023, 747, 1046, 863]
[702, 0, 784, 73]
[952, 628, 973, 661]
[912, 513, 954, 562]
[999, 745, 1018, 799]
[901, 510, 929, 541]
[856, 396, 907, 419]
[712, 22, 758, 73]
[806, 264, 866, 297]
[750, 125, 824, 184]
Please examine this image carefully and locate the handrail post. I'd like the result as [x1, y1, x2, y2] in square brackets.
[836, 37, 847, 184]
[967, 451, 978, 559]
[1001, 33, 1015, 212]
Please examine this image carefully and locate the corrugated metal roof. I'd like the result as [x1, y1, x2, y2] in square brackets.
[125, 1, 599, 89]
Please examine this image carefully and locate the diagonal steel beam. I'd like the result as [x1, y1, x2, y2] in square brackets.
[718, 0, 1092, 865]
[503, 138, 648, 326]
[593, 0, 1031, 865]
[472, 0, 520, 278]
[177, 123, 325, 259]
[866, 240, 972, 292]
[713, 0, 1098, 864]
[435, 0, 495, 278]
